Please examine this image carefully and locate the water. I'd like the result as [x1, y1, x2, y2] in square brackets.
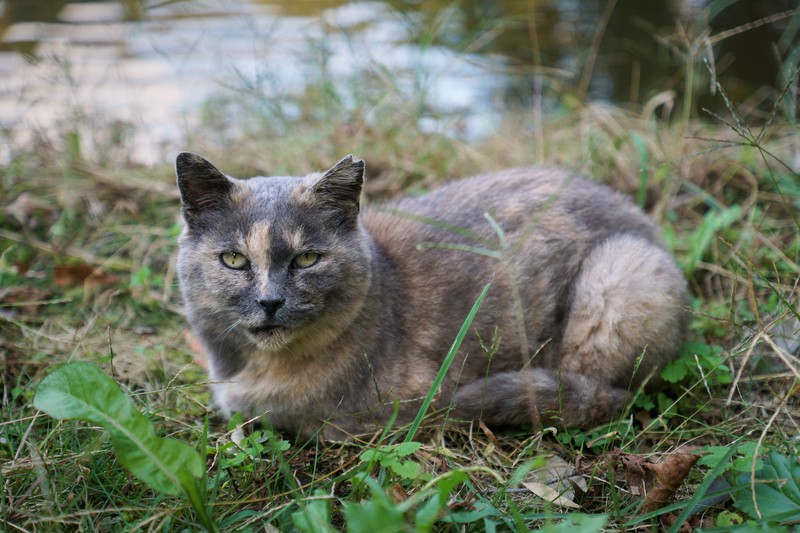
[0, 0, 796, 164]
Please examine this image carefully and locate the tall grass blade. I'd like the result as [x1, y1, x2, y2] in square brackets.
[404, 283, 491, 443]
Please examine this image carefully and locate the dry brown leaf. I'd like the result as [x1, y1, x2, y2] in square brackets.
[387, 483, 408, 504]
[640, 447, 700, 513]
[613, 446, 700, 516]
[184, 329, 209, 370]
[54, 264, 118, 288]
[620, 453, 652, 497]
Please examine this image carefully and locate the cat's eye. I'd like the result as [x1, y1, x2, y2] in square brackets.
[292, 252, 320, 269]
[220, 251, 250, 270]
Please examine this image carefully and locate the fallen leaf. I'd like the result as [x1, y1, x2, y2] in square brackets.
[387, 483, 408, 504]
[54, 264, 118, 288]
[641, 447, 700, 513]
[620, 453, 652, 497]
[522, 481, 581, 509]
[184, 330, 209, 370]
[523, 454, 587, 510]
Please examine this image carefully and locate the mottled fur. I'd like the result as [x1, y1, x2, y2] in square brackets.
[176, 153, 688, 440]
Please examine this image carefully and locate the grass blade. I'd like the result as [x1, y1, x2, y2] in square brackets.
[404, 283, 491, 443]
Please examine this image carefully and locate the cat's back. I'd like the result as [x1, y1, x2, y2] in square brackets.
[362, 166, 661, 251]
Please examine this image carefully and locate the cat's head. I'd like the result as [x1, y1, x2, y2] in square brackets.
[175, 153, 371, 355]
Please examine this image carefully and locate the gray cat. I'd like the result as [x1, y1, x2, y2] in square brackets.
[176, 153, 688, 440]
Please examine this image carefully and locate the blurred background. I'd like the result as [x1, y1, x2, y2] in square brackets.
[1, 0, 798, 164]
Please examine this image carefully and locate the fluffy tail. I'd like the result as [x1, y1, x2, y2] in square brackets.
[450, 369, 629, 429]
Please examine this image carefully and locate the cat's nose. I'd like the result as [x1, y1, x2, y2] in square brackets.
[257, 298, 285, 316]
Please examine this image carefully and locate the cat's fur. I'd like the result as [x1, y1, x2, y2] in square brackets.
[176, 153, 688, 440]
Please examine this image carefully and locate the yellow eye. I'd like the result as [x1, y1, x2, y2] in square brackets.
[292, 252, 320, 269]
[220, 252, 250, 270]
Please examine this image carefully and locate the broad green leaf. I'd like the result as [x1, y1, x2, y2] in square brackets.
[436, 470, 469, 502]
[344, 478, 406, 533]
[698, 445, 733, 469]
[734, 450, 800, 522]
[394, 441, 421, 457]
[34, 362, 203, 495]
[660, 358, 688, 383]
[415, 494, 444, 532]
[292, 494, 337, 533]
[540, 513, 608, 532]
[389, 459, 420, 479]
[716, 510, 744, 527]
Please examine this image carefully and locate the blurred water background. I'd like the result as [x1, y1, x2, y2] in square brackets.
[0, 0, 797, 164]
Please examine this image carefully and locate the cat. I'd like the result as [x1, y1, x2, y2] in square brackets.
[176, 153, 688, 440]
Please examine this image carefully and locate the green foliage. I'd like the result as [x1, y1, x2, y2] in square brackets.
[700, 442, 764, 474]
[680, 205, 742, 276]
[359, 442, 423, 481]
[539, 513, 608, 532]
[343, 477, 408, 533]
[33, 362, 216, 532]
[291, 493, 337, 533]
[219, 427, 290, 473]
[733, 450, 800, 524]
[716, 510, 745, 527]
[661, 341, 732, 386]
[555, 420, 636, 452]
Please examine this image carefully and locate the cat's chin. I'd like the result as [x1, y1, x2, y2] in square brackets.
[245, 326, 290, 350]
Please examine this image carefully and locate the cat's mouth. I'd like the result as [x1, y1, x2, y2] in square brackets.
[249, 324, 282, 336]
[245, 324, 289, 349]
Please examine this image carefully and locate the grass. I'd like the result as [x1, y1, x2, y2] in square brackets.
[2, 5, 800, 532]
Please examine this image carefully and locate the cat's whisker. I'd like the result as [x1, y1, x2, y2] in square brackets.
[216, 319, 243, 345]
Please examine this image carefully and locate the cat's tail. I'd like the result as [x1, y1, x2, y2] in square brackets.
[449, 369, 629, 429]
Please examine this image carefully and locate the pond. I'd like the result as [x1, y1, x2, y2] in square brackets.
[1, 0, 797, 163]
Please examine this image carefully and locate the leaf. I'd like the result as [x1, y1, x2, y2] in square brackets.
[184, 330, 209, 371]
[716, 510, 744, 527]
[522, 481, 580, 509]
[344, 478, 406, 533]
[393, 441, 421, 457]
[640, 447, 700, 513]
[34, 362, 203, 495]
[698, 445, 734, 469]
[54, 264, 118, 288]
[292, 494, 337, 533]
[660, 358, 688, 383]
[734, 450, 800, 522]
[389, 459, 421, 480]
[540, 513, 608, 532]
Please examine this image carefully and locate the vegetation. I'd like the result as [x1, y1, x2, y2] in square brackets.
[2, 3, 799, 531]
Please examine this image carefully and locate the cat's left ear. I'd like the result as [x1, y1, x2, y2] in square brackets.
[175, 152, 234, 226]
[311, 155, 365, 222]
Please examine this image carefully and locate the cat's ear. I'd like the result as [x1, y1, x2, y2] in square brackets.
[311, 155, 365, 222]
[176, 152, 233, 225]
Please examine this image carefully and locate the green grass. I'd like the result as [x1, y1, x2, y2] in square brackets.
[2, 8, 800, 532]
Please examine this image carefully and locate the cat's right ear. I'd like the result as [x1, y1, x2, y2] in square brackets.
[176, 152, 233, 226]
